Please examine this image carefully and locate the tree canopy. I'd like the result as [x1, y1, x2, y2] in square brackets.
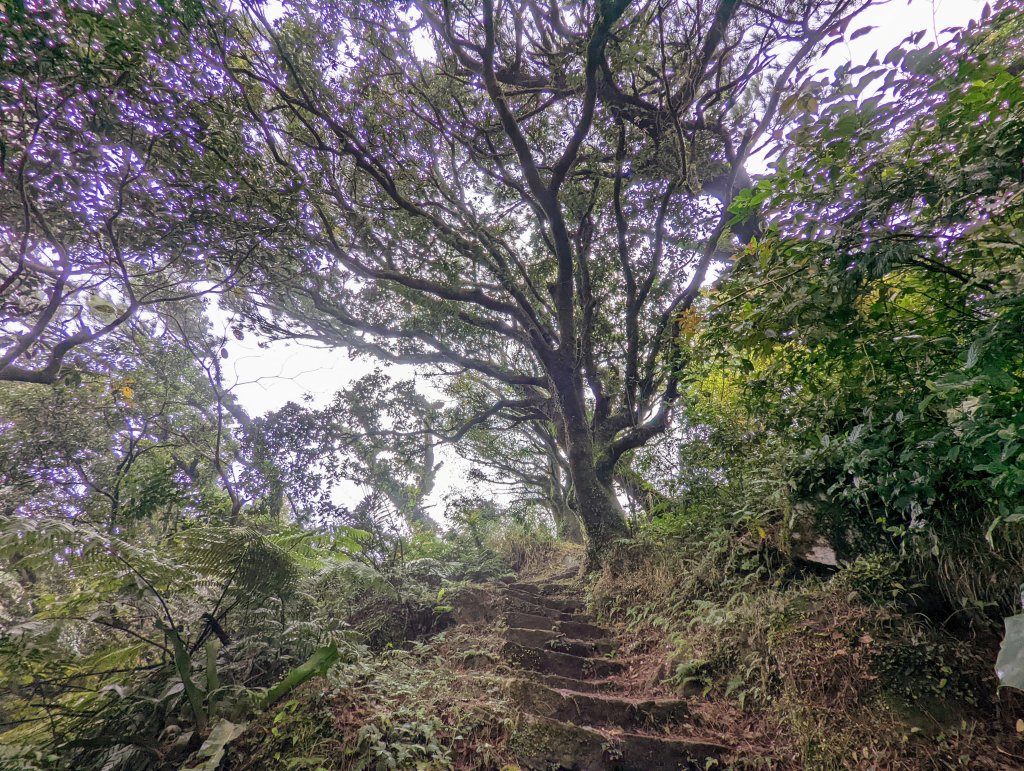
[2, 1, 1024, 769]
[199, 0, 873, 552]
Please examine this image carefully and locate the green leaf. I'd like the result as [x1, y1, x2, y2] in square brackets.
[172, 630, 207, 734]
[261, 644, 340, 709]
[181, 719, 248, 771]
[205, 639, 221, 716]
[965, 340, 981, 369]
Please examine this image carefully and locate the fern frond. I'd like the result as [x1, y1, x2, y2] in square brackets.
[174, 526, 300, 598]
[0, 517, 188, 595]
[311, 560, 395, 598]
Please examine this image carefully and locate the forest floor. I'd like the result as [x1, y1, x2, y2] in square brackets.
[227, 546, 1024, 770]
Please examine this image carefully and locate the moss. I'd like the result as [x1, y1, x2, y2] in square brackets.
[507, 715, 603, 771]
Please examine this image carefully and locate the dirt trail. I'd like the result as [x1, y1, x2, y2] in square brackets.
[495, 568, 730, 770]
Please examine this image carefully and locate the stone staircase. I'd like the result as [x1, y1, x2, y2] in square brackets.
[501, 574, 729, 770]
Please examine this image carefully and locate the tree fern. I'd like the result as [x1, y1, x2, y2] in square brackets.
[173, 525, 300, 600]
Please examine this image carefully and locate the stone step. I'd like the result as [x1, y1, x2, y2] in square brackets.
[556, 618, 610, 640]
[507, 679, 689, 731]
[504, 627, 616, 658]
[505, 611, 609, 640]
[608, 731, 730, 771]
[505, 588, 588, 614]
[534, 672, 623, 694]
[510, 580, 578, 597]
[511, 715, 729, 771]
[502, 641, 625, 680]
[508, 581, 549, 595]
[545, 566, 582, 581]
[503, 597, 595, 624]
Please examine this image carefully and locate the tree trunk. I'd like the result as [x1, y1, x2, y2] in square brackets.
[550, 496, 584, 544]
[566, 436, 629, 563]
[544, 448, 584, 543]
[545, 356, 629, 562]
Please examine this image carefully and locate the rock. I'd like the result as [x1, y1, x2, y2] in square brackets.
[788, 500, 840, 568]
[506, 678, 689, 730]
[794, 535, 838, 567]
[501, 641, 625, 680]
[448, 585, 502, 624]
[510, 715, 729, 771]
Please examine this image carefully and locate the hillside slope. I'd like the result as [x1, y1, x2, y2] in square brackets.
[222, 545, 1023, 770]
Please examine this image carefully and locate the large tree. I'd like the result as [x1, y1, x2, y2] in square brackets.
[210, 0, 874, 556]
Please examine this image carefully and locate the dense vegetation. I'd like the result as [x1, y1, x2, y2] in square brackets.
[1, 0, 1022, 768]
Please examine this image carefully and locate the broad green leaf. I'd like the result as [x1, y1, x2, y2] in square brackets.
[261, 644, 340, 709]
[181, 719, 248, 771]
[173, 631, 207, 734]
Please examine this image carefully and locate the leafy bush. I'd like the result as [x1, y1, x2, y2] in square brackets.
[681, 6, 1024, 626]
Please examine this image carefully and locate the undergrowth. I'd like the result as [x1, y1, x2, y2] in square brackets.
[0, 501, 554, 771]
[591, 508, 1024, 769]
[227, 629, 519, 771]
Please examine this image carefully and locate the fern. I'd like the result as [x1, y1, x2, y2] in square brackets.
[311, 560, 396, 598]
[174, 525, 300, 599]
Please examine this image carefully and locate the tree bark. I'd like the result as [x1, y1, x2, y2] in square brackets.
[550, 495, 584, 544]
[544, 453, 584, 544]
[569, 447, 629, 563]
[544, 353, 630, 560]
[562, 405, 629, 558]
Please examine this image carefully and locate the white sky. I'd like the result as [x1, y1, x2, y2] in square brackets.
[217, 0, 988, 517]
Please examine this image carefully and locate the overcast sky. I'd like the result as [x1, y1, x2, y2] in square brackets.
[216, 0, 989, 518]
